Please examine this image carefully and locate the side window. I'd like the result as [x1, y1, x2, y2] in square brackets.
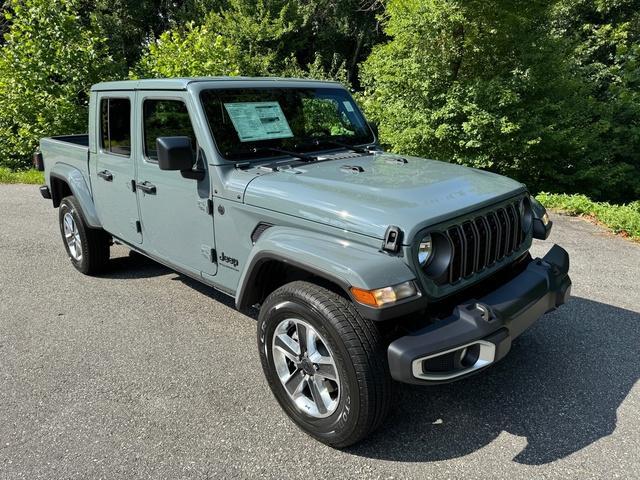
[100, 98, 131, 156]
[143, 99, 197, 161]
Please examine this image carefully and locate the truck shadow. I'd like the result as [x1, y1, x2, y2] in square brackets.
[104, 252, 170, 279]
[103, 251, 241, 312]
[349, 297, 640, 465]
[100, 255, 638, 463]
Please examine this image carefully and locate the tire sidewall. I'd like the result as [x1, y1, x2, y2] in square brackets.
[59, 198, 90, 273]
[258, 294, 362, 445]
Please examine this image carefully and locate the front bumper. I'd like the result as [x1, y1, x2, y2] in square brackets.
[388, 244, 571, 384]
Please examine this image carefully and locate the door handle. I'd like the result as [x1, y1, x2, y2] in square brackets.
[137, 181, 157, 194]
[97, 170, 113, 181]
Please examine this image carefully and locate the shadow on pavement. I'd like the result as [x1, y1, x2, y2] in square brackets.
[102, 251, 171, 279]
[102, 250, 241, 312]
[349, 297, 640, 464]
[99, 253, 639, 464]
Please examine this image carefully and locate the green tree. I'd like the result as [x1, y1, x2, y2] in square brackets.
[133, 0, 302, 78]
[0, 0, 117, 169]
[360, 0, 598, 197]
[134, 0, 384, 84]
[80, 0, 229, 70]
[293, 0, 385, 86]
[551, 0, 640, 201]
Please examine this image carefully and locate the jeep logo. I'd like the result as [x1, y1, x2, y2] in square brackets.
[219, 252, 239, 268]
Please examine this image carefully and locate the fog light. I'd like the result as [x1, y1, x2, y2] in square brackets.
[351, 281, 419, 307]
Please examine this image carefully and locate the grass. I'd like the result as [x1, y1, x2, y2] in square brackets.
[0, 167, 45, 184]
[536, 192, 640, 241]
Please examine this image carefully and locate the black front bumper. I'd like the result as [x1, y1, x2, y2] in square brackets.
[388, 244, 571, 384]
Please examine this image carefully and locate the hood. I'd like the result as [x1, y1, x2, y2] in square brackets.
[243, 153, 526, 242]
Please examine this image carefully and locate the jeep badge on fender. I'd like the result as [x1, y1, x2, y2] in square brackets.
[37, 77, 570, 447]
[219, 252, 239, 268]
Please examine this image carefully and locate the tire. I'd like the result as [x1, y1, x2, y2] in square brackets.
[258, 280, 392, 447]
[59, 196, 110, 275]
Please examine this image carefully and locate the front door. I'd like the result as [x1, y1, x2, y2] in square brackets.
[92, 93, 142, 244]
[135, 93, 217, 276]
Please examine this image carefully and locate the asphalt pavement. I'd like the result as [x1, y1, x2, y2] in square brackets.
[1, 184, 639, 479]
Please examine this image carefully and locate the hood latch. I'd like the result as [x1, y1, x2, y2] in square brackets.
[382, 225, 403, 252]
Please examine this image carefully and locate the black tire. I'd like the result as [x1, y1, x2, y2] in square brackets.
[258, 280, 392, 448]
[59, 196, 110, 275]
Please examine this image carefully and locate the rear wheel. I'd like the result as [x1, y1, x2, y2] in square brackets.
[258, 280, 392, 447]
[59, 196, 110, 274]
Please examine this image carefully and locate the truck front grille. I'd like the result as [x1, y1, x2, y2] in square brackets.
[445, 200, 525, 283]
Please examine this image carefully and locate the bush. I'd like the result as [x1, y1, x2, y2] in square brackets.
[0, 0, 119, 170]
[360, 0, 640, 203]
[0, 167, 44, 184]
[537, 193, 640, 240]
[132, 0, 353, 84]
[133, 0, 303, 79]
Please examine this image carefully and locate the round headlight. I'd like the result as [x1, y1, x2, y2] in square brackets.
[418, 234, 433, 266]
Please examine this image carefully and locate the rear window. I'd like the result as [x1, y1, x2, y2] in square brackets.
[100, 98, 131, 156]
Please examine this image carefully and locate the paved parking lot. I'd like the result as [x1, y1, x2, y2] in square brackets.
[1, 184, 639, 479]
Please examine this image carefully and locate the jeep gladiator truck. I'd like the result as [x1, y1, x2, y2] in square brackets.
[37, 77, 571, 447]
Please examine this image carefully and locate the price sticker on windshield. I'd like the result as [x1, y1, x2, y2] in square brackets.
[224, 101, 294, 142]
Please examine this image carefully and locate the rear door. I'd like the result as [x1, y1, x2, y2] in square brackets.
[92, 93, 142, 244]
[135, 92, 217, 276]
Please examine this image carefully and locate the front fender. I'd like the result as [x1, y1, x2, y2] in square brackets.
[50, 163, 101, 229]
[235, 226, 418, 313]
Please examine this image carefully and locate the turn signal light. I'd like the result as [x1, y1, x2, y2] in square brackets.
[350, 281, 419, 308]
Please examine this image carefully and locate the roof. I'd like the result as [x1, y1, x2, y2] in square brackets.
[91, 77, 341, 92]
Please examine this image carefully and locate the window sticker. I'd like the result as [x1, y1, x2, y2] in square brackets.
[224, 101, 294, 142]
[342, 100, 355, 113]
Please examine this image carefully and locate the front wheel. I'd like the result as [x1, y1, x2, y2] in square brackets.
[258, 281, 392, 447]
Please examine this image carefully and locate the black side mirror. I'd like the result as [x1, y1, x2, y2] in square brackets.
[157, 136, 194, 171]
[368, 121, 379, 139]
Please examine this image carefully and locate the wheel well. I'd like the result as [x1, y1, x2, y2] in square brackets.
[239, 259, 349, 311]
[50, 176, 72, 208]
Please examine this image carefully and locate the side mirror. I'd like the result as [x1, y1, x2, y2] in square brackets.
[157, 136, 194, 171]
[368, 121, 379, 139]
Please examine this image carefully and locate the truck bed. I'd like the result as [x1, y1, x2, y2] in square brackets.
[40, 134, 91, 190]
[48, 134, 89, 147]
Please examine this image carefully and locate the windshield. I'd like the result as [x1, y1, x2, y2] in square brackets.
[200, 87, 375, 161]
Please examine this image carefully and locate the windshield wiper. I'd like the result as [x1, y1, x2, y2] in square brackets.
[252, 146, 317, 162]
[310, 138, 370, 154]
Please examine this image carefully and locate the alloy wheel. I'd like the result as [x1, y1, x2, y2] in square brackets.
[63, 211, 82, 261]
[272, 318, 341, 418]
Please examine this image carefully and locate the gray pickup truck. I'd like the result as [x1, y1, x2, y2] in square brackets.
[37, 77, 571, 447]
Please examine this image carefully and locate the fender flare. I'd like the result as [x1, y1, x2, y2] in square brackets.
[50, 164, 102, 229]
[235, 226, 420, 315]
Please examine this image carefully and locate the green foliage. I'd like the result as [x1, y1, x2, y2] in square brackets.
[291, 0, 385, 86]
[361, 0, 592, 195]
[0, 0, 116, 169]
[550, 0, 640, 202]
[76, 1, 228, 69]
[0, 167, 44, 184]
[361, 0, 639, 203]
[0, 0, 637, 203]
[133, 0, 302, 78]
[133, 0, 379, 84]
[537, 192, 640, 240]
[300, 98, 355, 137]
[133, 22, 244, 78]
